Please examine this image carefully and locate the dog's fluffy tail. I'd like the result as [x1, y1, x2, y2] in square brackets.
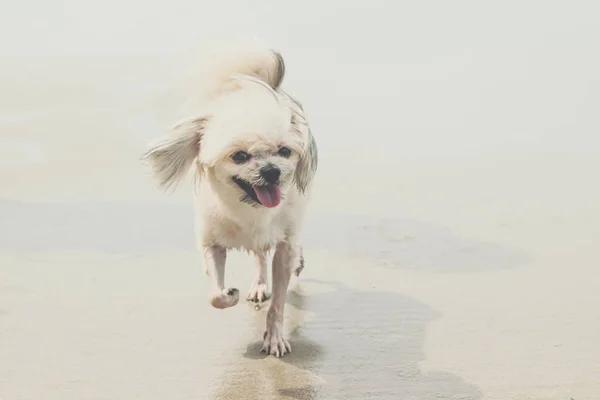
[176, 38, 286, 107]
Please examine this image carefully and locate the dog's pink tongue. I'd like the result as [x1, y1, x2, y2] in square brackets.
[253, 184, 281, 208]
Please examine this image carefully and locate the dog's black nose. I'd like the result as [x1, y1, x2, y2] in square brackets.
[260, 164, 281, 184]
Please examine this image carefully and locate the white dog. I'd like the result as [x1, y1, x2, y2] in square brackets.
[142, 41, 318, 357]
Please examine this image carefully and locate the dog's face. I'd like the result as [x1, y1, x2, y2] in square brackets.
[143, 77, 317, 209]
[201, 86, 305, 208]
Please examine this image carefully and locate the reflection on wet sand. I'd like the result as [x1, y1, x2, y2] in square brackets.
[0, 198, 523, 398]
[215, 281, 482, 400]
[0, 199, 518, 398]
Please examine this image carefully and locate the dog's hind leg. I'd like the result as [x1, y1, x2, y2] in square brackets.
[247, 250, 270, 303]
[294, 247, 304, 277]
[204, 246, 239, 309]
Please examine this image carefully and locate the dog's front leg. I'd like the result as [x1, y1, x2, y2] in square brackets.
[261, 241, 296, 357]
[204, 245, 239, 309]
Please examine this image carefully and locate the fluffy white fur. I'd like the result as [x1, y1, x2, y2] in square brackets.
[142, 40, 317, 357]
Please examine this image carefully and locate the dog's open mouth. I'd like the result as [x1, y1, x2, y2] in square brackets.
[233, 177, 281, 208]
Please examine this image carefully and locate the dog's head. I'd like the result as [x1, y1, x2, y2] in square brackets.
[143, 51, 317, 209]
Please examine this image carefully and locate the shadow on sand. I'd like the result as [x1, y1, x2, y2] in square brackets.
[214, 280, 482, 400]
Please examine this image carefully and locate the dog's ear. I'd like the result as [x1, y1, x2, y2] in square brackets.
[288, 97, 318, 193]
[142, 116, 208, 190]
[294, 128, 318, 193]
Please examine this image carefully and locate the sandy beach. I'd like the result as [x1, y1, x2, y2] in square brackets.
[2, 1, 600, 399]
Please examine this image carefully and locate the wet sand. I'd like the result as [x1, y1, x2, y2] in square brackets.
[2, 1, 600, 399]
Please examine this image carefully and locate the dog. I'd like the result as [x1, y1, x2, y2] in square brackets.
[142, 40, 318, 357]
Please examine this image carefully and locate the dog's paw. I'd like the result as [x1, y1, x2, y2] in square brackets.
[247, 280, 270, 303]
[209, 288, 239, 309]
[261, 325, 291, 357]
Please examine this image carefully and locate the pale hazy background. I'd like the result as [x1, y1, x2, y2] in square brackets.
[1, 1, 599, 399]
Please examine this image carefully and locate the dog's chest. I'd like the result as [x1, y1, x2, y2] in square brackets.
[206, 213, 287, 251]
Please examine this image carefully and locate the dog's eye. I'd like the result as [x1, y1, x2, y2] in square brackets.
[231, 151, 251, 164]
[277, 147, 291, 158]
